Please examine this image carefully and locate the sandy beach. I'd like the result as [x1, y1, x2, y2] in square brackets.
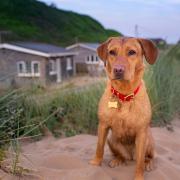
[1, 120, 180, 180]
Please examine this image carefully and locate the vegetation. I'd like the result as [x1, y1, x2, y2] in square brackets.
[0, 0, 121, 46]
[144, 45, 180, 125]
[0, 90, 25, 148]
[0, 82, 104, 147]
[23, 83, 105, 137]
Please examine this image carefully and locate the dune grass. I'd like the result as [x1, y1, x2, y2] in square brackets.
[20, 82, 104, 138]
[144, 45, 180, 125]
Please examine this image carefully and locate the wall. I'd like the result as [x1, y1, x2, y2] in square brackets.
[0, 49, 46, 89]
[45, 56, 75, 84]
[68, 46, 97, 73]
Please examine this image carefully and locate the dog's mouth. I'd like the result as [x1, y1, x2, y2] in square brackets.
[112, 77, 124, 81]
[112, 73, 133, 81]
[112, 73, 124, 80]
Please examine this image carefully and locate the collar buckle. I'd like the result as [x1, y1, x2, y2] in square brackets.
[124, 93, 134, 101]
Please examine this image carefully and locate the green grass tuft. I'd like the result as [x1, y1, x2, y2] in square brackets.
[144, 45, 180, 125]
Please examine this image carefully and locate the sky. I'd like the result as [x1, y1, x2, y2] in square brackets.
[40, 0, 180, 44]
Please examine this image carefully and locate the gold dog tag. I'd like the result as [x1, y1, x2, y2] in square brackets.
[108, 96, 121, 109]
[108, 101, 118, 108]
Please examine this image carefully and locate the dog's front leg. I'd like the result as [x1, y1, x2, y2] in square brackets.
[89, 122, 109, 166]
[134, 128, 147, 180]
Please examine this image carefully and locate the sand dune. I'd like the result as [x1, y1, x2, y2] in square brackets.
[1, 120, 180, 180]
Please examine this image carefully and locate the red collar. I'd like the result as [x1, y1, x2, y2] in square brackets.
[111, 84, 141, 102]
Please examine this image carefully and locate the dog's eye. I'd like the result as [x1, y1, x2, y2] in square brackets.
[128, 50, 136, 56]
[109, 50, 117, 56]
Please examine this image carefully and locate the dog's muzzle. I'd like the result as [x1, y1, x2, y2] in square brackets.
[113, 65, 125, 80]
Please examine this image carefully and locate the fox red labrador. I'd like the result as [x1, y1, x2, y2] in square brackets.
[89, 37, 158, 180]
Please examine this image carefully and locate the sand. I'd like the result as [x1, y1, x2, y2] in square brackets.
[1, 120, 180, 180]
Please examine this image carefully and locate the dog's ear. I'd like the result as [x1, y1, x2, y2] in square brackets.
[97, 38, 113, 66]
[138, 38, 158, 65]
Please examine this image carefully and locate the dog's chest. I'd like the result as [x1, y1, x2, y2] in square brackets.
[102, 99, 136, 118]
[107, 104, 139, 139]
[110, 115, 136, 139]
[98, 87, 151, 136]
[110, 103, 136, 126]
[99, 97, 147, 129]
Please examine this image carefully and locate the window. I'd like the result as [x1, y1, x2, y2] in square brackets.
[91, 55, 94, 62]
[87, 56, 90, 62]
[86, 55, 99, 64]
[49, 60, 56, 75]
[96, 56, 99, 62]
[86, 55, 90, 63]
[26, 62, 32, 73]
[66, 58, 72, 70]
[17, 61, 26, 76]
[31, 61, 40, 76]
[17, 61, 40, 77]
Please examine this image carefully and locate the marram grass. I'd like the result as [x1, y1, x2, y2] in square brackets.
[145, 45, 180, 125]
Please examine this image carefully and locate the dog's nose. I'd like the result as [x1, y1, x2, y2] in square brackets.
[113, 65, 125, 79]
[114, 67, 124, 74]
[114, 65, 125, 74]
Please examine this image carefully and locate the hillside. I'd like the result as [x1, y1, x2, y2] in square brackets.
[0, 0, 122, 46]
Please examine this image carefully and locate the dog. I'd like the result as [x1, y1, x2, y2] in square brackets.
[89, 37, 158, 180]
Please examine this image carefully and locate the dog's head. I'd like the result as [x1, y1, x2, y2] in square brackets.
[97, 37, 158, 81]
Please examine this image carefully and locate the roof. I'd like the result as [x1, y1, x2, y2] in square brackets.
[0, 42, 77, 57]
[66, 43, 100, 51]
[12, 42, 69, 53]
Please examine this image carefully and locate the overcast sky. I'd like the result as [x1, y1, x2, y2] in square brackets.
[40, 0, 180, 44]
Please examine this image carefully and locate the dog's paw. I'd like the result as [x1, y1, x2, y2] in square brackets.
[109, 159, 120, 168]
[108, 158, 127, 168]
[89, 158, 102, 166]
[145, 159, 154, 172]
